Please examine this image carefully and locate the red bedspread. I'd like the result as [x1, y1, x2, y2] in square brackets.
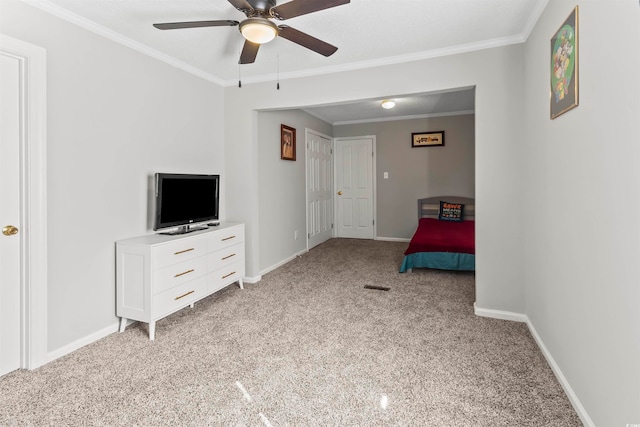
[404, 218, 475, 255]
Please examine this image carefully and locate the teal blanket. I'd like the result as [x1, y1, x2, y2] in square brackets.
[399, 252, 475, 273]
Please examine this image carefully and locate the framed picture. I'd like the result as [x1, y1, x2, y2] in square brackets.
[281, 124, 296, 161]
[550, 6, 579, 119]
[412, 131, 445, 147]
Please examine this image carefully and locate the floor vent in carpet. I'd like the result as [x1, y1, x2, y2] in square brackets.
[364, 285, 390, 291]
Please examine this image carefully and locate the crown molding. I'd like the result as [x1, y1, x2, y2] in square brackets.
[312, 110, 475, 126]
[222, 33, 526, 86]
[522, 0, 549, 41]
[20, 0, 226, 86]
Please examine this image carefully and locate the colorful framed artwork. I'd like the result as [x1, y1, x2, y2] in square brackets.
[281, 124, 296, 161]
[550, 6, 579, 119]
[411, 131, 445, 147]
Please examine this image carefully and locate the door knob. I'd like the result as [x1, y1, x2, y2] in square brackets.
[2, 225, 19, 236]
[337, 191, 342, 195]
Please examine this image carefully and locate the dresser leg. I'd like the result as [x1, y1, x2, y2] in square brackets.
[149, 322, 156, 340]
[119, 317, 127, 333]
[238, 279, 244, 290]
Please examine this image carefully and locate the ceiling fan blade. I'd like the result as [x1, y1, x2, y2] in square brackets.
[153, 20, 238, 30]
[227, 0, 254, 15]
[272, 0, 350, 20]
[278, 25, 338, 57]
[239, 40, 260, 64]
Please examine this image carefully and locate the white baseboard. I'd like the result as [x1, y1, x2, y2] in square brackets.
[376, 236, 411, 242]
[243, 275, 262, 284]
[45, 321, 120, 364]
[526, 320, 595, 427]
[473, 302, 527, 322]
[259, 249, 307, 277]
[474, 303, 594, 426]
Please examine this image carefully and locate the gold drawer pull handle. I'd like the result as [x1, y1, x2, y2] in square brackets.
[174, 269, 194, 278]
[174, 248, 194, 255]
[221, 253, 236, 260]
[222, 271, 236, 279]
[174, 290, 195, 301]
[221, 235, 236, 241]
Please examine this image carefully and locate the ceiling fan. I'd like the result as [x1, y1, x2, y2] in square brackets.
[153, 0, 350, 65]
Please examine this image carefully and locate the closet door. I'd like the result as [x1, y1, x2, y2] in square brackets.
[335, 137, 374, 239]
[307, 131, 333, 249]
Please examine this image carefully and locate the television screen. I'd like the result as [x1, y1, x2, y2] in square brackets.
[154, 173, 219, 233]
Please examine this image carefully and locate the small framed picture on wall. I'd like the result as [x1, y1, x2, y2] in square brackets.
[281, 124, 296, 161]
[411, 131, 445, 147]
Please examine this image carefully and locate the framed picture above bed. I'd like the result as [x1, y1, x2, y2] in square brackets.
[411, 131, 445, 147]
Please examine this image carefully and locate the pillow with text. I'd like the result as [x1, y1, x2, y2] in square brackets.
[439, 201, 465, 222]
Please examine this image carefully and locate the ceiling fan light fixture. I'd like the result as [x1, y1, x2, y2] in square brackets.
[381, 100, 396, 109]
[240, 18, 278, 44]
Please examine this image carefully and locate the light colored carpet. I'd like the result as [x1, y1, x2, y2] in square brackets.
[0, 238, 582, 426]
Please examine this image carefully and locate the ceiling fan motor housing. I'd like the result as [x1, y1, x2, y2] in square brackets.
[248, 0, 276, 11]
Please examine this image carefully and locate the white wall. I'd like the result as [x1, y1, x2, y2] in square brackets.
[335, 114, 475, 239]
[522, 1, 640, 425]
[1, 0, 225, 353]
[225, 45, 525, 313]
[257, 110, 332, 272]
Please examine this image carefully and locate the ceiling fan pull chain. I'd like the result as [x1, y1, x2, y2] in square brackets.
[238, 62, 242, 88]
[276, 48, 280, 90]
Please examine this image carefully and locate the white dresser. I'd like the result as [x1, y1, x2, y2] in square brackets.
[116, 222, 244, 339]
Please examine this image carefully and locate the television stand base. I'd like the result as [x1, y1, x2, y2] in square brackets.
[160, 225, 207, 235]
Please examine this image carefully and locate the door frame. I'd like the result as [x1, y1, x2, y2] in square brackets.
[305, 128, 335, 250]
[333, 135, 377, 239]
[0, 34, 48, 370]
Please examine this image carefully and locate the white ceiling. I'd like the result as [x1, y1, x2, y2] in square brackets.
[23, 0, 546, 122]
[303, 87, 476, 125]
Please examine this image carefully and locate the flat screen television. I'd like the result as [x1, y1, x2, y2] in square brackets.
[153, 173, 220, 234]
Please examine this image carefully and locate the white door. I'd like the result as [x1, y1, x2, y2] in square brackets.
[0, 52, 23, 376]
[306, 131, 333, 249]
[335, 137, 375, 239]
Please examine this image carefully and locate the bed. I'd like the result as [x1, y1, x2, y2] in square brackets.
[399, 196, 475, 272]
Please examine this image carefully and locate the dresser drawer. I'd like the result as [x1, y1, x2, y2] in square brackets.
[208, 260, 245, 294]
[207, 225, 244, 252]
[152, 276, 206, 318]
[153, 256, 207, 295]
[207, 242, 244, 273]
[152, 236, 207, 270]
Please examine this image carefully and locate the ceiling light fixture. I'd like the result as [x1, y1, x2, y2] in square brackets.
[239, 18, 278, 44]
[381, 100, 396, 109]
